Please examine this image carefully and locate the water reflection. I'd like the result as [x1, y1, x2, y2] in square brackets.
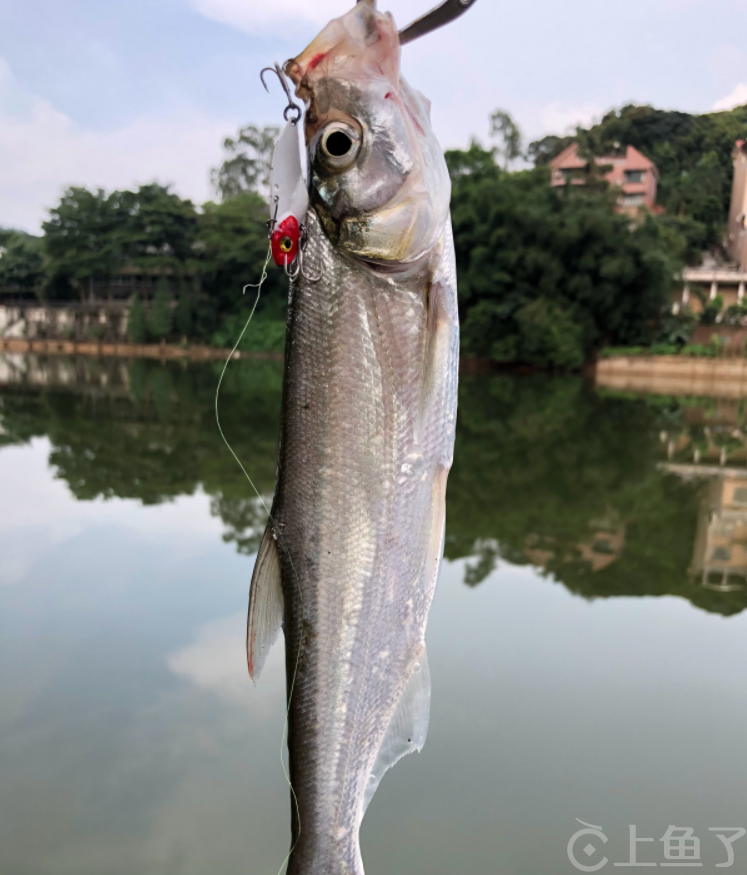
[4, 355, 747, 874]
[3, 355, 747, 615]
[448, 377, 747, 615]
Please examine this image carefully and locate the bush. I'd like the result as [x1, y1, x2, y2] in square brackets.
[700, 294, 723, 327]
[681, 343, 717, 357]
[723, 303, 747, 326]
[515, 298, 586, 368]
[127, 295, 148, 344]
[447, 145, 678, 367]
[174, 290, 194, 338]
[210, 312, 286, 352]
[150, 279, 173, 340]
[656, 307, 697, 346]
[650, 343, 680, 355]
[600, 346, 648, 358]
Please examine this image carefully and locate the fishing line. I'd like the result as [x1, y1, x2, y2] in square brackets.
[214, 244, 305, 875]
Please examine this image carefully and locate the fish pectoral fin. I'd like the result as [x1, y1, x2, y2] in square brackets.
[362, 645, 432, 816]
[246, 525, 284, 684]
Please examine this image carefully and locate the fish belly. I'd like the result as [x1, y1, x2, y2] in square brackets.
[273, 211, 458, 875]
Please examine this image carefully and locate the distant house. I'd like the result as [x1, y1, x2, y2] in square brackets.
[728, 139, 747, 272]
[549, 143, 659, 214]
[674, 141, 747, 315]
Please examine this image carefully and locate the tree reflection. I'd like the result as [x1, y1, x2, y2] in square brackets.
[1, 356, 746, 615]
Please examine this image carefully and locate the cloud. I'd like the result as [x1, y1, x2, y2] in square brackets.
[188, 0, 348, 34]
[537, 102, 602, 136]
[712, 82, 747, 112]
[507, 101, 604, 148]
[168, 611, 286, 718]
[0, 58, 232, 233]
[659, 0, 706, 8]
[187, 0, 434, 37]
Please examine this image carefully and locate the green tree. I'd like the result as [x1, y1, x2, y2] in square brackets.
[489, 109, 523, 170]
[527, 134, 575, 166]
[127, 295, 148, 344]
[0, 230, 46, 297]
[174, 284, 194, 338]
[44, 184, 198, 300]
[527, 102, 747, 255]
[149, 279, 173, 340]
[447, 143, 677, 366]
[196, 191, 286, 342]
[113, 184, 198, 272]
[43, 187, 118, 299]
[211, 124, 279, 201]
[700, 293, 724, 327]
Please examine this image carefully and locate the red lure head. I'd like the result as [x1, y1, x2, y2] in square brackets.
[271, 215, 300, 267]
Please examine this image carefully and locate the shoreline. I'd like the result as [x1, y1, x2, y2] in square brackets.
[595, 354, 747, 397]
[0, 337, 283, 363]
[3, 341, 747, 399]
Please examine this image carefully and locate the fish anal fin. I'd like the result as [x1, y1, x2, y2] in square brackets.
[362, 645, 432, 816]
[246, 525, 284, 684]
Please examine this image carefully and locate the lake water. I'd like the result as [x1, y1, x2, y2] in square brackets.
[2, 354, 747, 874]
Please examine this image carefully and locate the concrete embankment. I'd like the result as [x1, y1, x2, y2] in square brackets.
[595, 355, 747, 398]
[0, 337, 282, 363]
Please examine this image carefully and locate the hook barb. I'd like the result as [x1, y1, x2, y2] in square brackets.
[260, 63, 302, 124]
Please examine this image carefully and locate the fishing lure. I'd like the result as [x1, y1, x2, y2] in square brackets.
[263, 64, 311, 277]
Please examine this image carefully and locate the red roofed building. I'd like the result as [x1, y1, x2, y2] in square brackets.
[549, 143, 659, 214]
[727, 140, 747, 271]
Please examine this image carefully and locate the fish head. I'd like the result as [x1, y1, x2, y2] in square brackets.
[285, 2, 451, 266]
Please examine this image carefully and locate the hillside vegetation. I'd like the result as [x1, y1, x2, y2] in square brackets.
[1, 104, 746, 365]
[529, 102, 747, 252]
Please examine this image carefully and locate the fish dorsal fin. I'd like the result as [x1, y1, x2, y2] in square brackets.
[246, 526, 284, 684]
[362, 645, 432, 816]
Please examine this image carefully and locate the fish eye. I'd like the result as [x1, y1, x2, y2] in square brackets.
[325, 131, 352, 157]
[317, 122, 361, 171]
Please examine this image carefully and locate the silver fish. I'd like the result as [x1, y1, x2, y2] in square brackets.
[247, 3, 460, 872]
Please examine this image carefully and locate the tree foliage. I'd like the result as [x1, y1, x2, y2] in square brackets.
[149, 279, 173, 340]
[40, 182, 283, 348]
[446, 143, 677, 366]
[0, 229, 45, 296]
[127, 295, 148, 344]
[528, 102, 747, 252]
[43, 184, 198, 297]
[174, 284, 195, 338]
[211, 124, 279, 201]
[489, 109, 523, 169]
[196, 191, 286, 340]
[23, 103, 744, 363]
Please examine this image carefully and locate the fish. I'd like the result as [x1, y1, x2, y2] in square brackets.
[247, 2, 460, 872]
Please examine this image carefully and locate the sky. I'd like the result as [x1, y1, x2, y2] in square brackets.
[1, 0, 746, 232]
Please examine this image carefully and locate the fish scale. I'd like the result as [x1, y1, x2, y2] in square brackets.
[271, 206, 456, 874]
[246, 4, 460, 873]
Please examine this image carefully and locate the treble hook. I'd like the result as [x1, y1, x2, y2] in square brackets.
[260, 63, 302, 125]
[284, 249, 323, 283]
[300, 255, 323, 283]
[284, 226, 323, 283]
